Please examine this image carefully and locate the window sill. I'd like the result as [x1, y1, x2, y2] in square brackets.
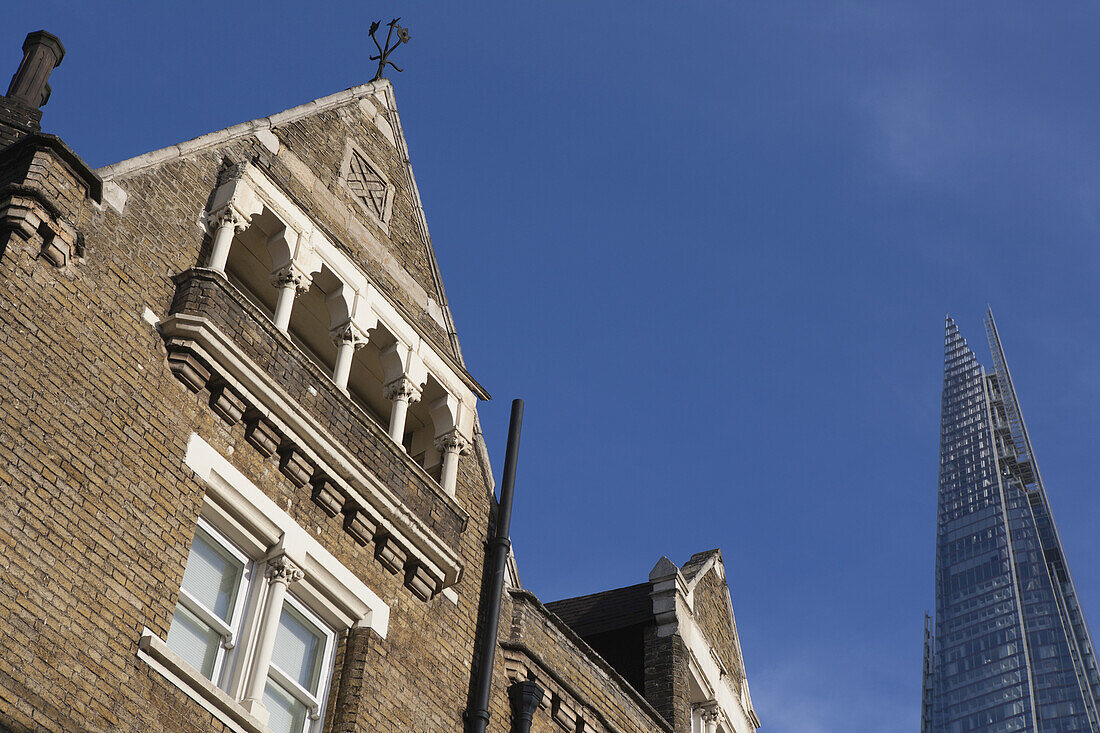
[137, 629, 268, 733]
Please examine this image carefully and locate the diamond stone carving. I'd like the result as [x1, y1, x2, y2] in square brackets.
[346, 151, 391, 223]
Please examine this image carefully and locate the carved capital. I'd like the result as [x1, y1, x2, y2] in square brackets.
[434, 431, 470, 456]
[330, 321, 368, 348]
[207, 203, 250, 233]
[383, 377, 422, 404]
[699, 703, 721, 724]
[270, 263, 312, 295]
[266, 555, 304, 585]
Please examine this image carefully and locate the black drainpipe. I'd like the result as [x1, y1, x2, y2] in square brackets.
[508, 680, 544, 733]
[468, 399, 525, 733]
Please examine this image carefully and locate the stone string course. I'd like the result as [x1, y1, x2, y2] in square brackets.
[166, 267, 466, 550]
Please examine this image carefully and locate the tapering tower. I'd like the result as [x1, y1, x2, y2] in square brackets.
[925, 312, 1100, 732]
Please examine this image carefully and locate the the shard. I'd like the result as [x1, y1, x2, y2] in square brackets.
[924, 311, 1100, 732]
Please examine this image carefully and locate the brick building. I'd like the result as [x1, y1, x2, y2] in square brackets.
[0, 31, 761, 733]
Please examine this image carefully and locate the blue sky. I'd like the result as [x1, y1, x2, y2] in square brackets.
[8, 4, 1100, 731]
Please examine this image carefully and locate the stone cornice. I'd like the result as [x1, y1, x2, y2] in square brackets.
[159, 309, 464, 592]
[0, 132, 102, 202]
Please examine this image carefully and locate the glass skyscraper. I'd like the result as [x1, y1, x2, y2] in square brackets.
[924, 312, 1100, 733]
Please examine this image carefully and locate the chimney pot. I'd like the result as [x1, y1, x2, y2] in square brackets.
[6, 30, 65, 109]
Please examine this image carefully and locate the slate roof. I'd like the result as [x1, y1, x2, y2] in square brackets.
[545, 582, 654, 637]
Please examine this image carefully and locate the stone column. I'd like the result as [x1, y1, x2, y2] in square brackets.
[701, 703, 720, 733]
[331, 322, 367, 392]
[206, 205, 250, 273]
[383, 377, 422, 444]
[434, 431, 470, 497]
[271, 264, 311, 333]
[242, 555, 304, 724]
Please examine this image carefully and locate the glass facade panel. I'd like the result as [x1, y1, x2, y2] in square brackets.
[924, 315, 1100, 733]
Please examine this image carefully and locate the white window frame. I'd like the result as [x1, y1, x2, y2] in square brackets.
[173, 518, 255, 685]
[138, 434, 389, 733]
[265, 594, 337, 731]
[167, 521, 339, 733]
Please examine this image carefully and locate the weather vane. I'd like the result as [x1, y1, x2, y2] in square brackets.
[370, 18, 410, 82]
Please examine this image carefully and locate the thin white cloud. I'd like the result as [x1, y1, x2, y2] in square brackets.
[751, 648, 919, 733]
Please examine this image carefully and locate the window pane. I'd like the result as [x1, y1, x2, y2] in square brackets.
[264, 680, 308, 733]
[271, 604, 323, 692]
[166, 603, 220, 678]
[181, 530, 242, 622]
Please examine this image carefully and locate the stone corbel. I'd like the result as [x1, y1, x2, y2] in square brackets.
[504, 652, 531, 683]
[551, 695, 578, 730]
[38, 220, 79, 267]
[0, 190, 79, 266]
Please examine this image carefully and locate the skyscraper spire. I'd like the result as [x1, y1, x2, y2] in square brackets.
[927, 314, 1100, 732]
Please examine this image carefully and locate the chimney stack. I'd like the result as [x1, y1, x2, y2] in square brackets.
[6, 31, 65, 109]
[1, 30, 65, 148]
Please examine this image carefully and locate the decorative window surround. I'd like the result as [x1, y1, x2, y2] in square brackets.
[162, 311, 463, 599]
[140, 434, 386, 733]
[186, 433, 389, 635]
